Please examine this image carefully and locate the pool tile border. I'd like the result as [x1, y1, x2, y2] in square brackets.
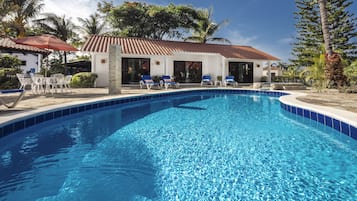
[1, 89, 356, 141]
[280, 101, 357, 140]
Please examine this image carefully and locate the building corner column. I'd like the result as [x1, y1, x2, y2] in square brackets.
[108, 45, 122, 95]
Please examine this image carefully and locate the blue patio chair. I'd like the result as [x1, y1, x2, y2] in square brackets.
[201, 75, 214, 86]
[0, 89, 25, 108]
[224, 75, 238, 87]
[160, 75, 180, 90]
[139, 75, 160, 90]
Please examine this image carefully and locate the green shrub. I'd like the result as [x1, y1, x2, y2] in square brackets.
[261, 76, 267, 82]
[70, 72, 98, 88]
[0, 55, 21, 68]
[0, 68, 22, 89]
[151, 75, 160, 83]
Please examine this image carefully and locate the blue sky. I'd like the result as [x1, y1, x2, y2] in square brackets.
[43, 0, 357, 62]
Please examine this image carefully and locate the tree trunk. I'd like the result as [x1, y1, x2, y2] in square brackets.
[318, 0, 347, 88]
[318, 0, 332, 56]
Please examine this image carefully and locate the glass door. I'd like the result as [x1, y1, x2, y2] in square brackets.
[228, 62, 253, 83]
[122, 58, 150, 83]
[174, 61, 202, 83]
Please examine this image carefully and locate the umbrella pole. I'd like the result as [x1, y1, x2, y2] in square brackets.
[64, 51, 67, 75]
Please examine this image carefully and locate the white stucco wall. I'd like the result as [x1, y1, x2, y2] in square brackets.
[89, 51, 279, 87]
[1, 53, 41, 73]
[91, 53, 109, 87]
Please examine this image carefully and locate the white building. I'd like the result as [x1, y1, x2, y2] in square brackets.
[82, 35, 280, 87]
[0, 37, 47, 73]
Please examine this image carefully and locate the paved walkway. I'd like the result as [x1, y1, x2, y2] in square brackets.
[296, 90, 357, 113]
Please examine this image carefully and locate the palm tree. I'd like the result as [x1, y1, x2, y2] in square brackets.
[184, 7, 230, 44]
[318, 0, 347, 87]
[34, 13, 77, 42]
[34, 13, 77, 69]
[300, 47, 326, 91]
[77, 13, 106, 38]
[6, 0, 44, 37]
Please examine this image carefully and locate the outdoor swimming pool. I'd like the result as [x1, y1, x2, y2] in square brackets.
[0, 90, 356, 200]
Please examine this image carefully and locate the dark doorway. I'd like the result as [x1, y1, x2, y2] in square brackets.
[174, 61, 202, 83]
[228, 62, 253, 83]
[122, 58, 150, 83]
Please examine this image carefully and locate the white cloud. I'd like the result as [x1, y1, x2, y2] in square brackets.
[278, 37, 294, 45]
[42, 0, 101, 24]
[225, 30, 258, 45]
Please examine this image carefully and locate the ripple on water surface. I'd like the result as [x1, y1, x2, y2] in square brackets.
[0, 93, 356, 200]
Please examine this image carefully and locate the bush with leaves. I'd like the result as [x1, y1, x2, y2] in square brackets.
[0, 55, 22, 68]
[300, 53, 327, 91]
[0, 55, 22, 89]
[344, 60, 357, 86]
[0, 68, 22, 89]
[70, 72, 98, 88]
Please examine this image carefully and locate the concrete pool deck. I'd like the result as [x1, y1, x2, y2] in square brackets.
[1, 86, 357, 127]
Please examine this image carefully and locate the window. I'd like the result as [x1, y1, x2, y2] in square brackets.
[21, 60, 26, 66]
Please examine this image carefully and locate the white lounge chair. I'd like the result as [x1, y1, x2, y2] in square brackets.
[16, 73, 32, 90]
[0, 89, 25, 108]
[139, 75, 160, 90]
[223, 76, 238, 87]
[160, 75, 180, 90]
[201, 75, 214, 86]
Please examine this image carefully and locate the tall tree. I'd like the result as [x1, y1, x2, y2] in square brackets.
[318, 0, 347, 87]
[104, 2, 200, 39]
[184, 7, 230, 44]
[318, 0, 332, 55]
[77, 13, 106, 38]
[4, 0, 44, 37]
[34, 13, 77, 41]
[292, 0, 357, 67]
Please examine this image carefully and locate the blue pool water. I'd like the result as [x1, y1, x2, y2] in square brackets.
[0, 92, 357, 200]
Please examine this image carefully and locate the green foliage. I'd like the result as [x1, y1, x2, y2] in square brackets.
[77, 13, 106, 38]
[184, 7, 230, 44]
[74, 55, 91, 61]
[344, 60, 357, 85]
[1, 0, 44, 37]
[283, 66, 301, 81]
[151, 75, 161, 83]
[0, 68, 22, 89]
[300, 52, 327, 91]
[0, 55, 22, 89]
[70, 72, 98, 88]
[292, 0, 357, 67]
[107, 2, 201, 39]
[48, 58, 65, 75]
[33, 13, 77, 42]
[261, 76, 267, 82]
[0, 55, 22, 68]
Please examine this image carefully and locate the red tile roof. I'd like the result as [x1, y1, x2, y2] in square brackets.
[82, 35, 279, 60]
[0, 37, 48, 54]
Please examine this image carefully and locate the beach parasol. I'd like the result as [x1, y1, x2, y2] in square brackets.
[15, 34, 77, 76]
[15, 34, 77, 51]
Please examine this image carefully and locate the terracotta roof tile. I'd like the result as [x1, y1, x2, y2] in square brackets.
[0, 37, 48, 54]
[82, 35, 279, 60]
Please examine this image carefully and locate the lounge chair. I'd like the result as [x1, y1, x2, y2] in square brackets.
[223, 75, 238, 87]
[160, 75, 180, 90]
[201, 75, 214, 86]
[16, 73, 32, 90]
[139, 75, 160, 90]
[0, 89, 25, 108]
